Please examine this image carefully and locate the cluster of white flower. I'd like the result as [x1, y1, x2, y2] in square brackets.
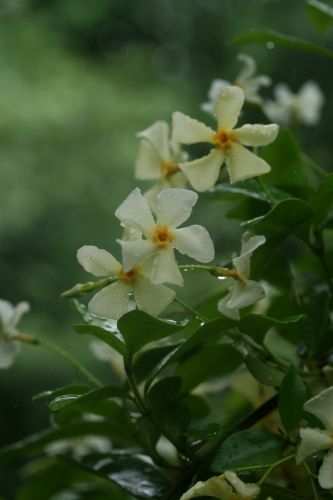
[202, 54, 324, 127]
[0, 299, 29, 369]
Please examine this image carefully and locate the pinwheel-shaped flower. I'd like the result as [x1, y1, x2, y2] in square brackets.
[264, 81, 324, 126]
[201, 53, 271, 115]
[296, 386, 333, 490]
[77, 245, 175, 320]
[135, 120, 188, 207]
[173, 86, 279, 191]
[180, 471, 260, 500]
[116, 188, 214, 286]
[0, 299, 30, 369]
[218, 233, 266, 320]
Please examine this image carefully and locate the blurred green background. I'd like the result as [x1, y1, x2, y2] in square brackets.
[1, 0, 333, 497]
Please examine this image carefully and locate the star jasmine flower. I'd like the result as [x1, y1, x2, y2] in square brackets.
[0, 299, 30, 369]
[115, 187, 215, 286]
[135, 120, 188, 207]
[201, 53, 271, 115]
[264, 81, 324, 126]
[296, 386, 333, 490]
[77, 245, 175, 320]
[218, 233, 266, 320]
[180, 470, 260, 500]
[172, 86, 279, 191]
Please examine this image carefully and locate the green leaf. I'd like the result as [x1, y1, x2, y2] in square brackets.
[311, 173, 333, 229]
[239, 314, 304, 340]
[307, 0, 333, 33]
[212, 180, 291, 203]
[75, 323, 126, 355]
[260, 484, 303, 499]
[264, 329, 299, 367]
[230, 28, 333, 58]
[88, 451, 170, 498]
[49, 386, 129, 412]
[134, 344, 182, 384]
[32, 384, 90, 401]
[147, 376, 182, 407]
[211, 428, 286, 472]
[176, 344, 242, 391]
[243, 351, 284, 387]
[243, 198, 312, 241]
[117, 310, 187, 354]
[279, 366, 309, 433]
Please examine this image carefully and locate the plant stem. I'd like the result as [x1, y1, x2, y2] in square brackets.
[61, 277, 117, 298]
[256, 177, 276, 205]
[258, 453, 296, 485]
[303, 462, 320, 500]
[16, 333, 102, 388]
[178, 264, 238, 279]
[174, 297, 206, 322]
[124, 357, 199, 464]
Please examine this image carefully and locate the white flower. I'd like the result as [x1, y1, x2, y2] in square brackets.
[172, 86, 279, 191]
[0, 299, 30, 369]
[218, 233, 266, 320]
[135, 120, 188, 208]
[180, 470, 260, 500]
[264, 81, 324, 126]
[115, 187, 215, 286]
[201, 54, 271, 115]
[296, 386, 333, 490]
[77, 245, 175, 320]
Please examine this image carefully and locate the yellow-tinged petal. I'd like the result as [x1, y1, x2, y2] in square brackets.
[174, 225, 215, 262]
[88, 281, 129, 320]
[226, 143, 271, 183]
[319, 448, 333, 489]
[151, 247, 183, 286]
[117, 239, 156, 273]
[77, 245, 121, 277]
[180, 148, 224, 192]
[135, 139, 162, 180]
[137, 120, 170, 161]
[233, 124, 279, 147]
[132, 276, 175, 316]
[115, 188, 155, 236]
[214, 86, 244, 130]
[155, 188, 198, 228]
[172, 111, 215, 145]
[296, 427, 333, 464]
[180, 471, 260, 500]
[304, 386, 333, 432]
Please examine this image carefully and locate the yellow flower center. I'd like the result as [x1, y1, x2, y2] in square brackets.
[160, 160, 180, 179]
[118, 267, 140, 284]
[213, 128, 235, 150]
[152, 225, 174, 248]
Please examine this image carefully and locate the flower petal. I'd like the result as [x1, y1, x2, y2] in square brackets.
[172, 111, 215, 145]
[117, 239, 156, 272]
[180, 148, 224, 192]
[133, 276, 175, 316]
[77, 245, 121, 277]
[0, 339, 20, 369]
[180, 471, 260, 500]
[174, 225, 215, 262]
[135, 140, 162, 180]
[137, 120, 170, 161]
[155, 188, 198, 228]
[227, 280, 265, 310]
[233, 233, 266, 280]
[226, 143, 271, 183]
[12, 302, 30, 327]
[88, 281, 129, 320]
[237, 53, 256, 81]
[151, 248, 183, 286]
[319, 448, 333, 489]
[233, 124, 279, 147]
[304, 386, 333, 432]
[115, 188, 155, 236]
[201, 79, 231, 115]
[299, 81, 324, 126]
[0, 300, 15, 330]
[217, 292, 240, 321]
[296, 427, 332, 464]
[214, 86, 244, 130]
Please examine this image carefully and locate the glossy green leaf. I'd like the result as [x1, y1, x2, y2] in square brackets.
[264, 329, 299, 366]
[307, 0, 333, 33]
[311, 173, 333, 228]
[147, 376, 182, 407]
[211, 428, 286, 472]
[134, 344, 181, 384]
[230, 28, 333, 58]
[243, 198, 312, 241]
[75, 324, 126, 355]
[49, 386, 129, 412]
[117, 310, 187, 354]
[32, 384, 90, 401]
[243, 350, 284, 387]
[279, 366, 309, 433]
[239, 314, 304, 340]
[88, 451, 170, 498]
